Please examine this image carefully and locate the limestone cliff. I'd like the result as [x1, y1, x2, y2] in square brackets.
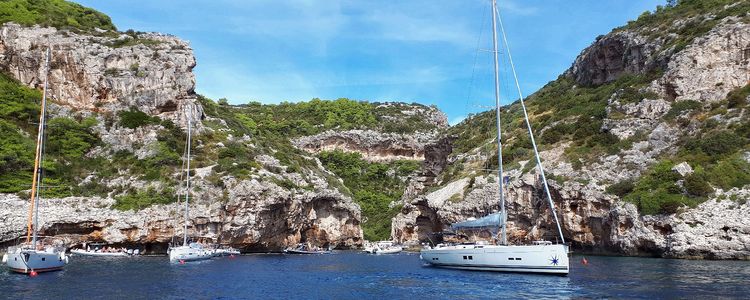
[0, 22, 363, 252]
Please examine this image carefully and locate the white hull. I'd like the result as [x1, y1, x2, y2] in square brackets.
[420, 244, 569, 275]
[169, 245, 213, 262]
[375, 247, 403, 254]
[212, 248, 241, 257]
[70, 249, 128, 257]
[3, 248, 68, 274]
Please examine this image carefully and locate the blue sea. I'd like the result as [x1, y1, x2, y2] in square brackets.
[1, 252, 748, 299]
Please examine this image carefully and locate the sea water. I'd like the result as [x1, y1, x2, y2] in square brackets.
[1, 252, 748, 299]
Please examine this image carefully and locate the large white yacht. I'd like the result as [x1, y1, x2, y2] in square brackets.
[420, 0, 569, 275]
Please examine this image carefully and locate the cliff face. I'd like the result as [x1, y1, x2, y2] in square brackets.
[392, 3, 750, 259]
[293, 103, 448, 162]
[0, 23, 202, 126]
[0, 23, 363, 252]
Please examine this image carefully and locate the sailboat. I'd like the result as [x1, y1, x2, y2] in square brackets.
[419, 0, 569, 275]
[167, 115, 212, 262]
[1, 48, 69, 275]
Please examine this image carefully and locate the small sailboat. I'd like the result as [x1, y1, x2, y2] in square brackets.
[419, 0, 569, 275]
[168, 115, 212, 263]
[1, 48, 69, 275]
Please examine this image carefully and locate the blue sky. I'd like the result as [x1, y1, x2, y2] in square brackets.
[76, 0, 664, 125]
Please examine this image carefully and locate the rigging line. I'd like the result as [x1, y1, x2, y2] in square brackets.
[464, 2, 489, 122]
[495, 5, 565, 244]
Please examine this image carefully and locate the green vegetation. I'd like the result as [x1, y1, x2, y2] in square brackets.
[118, 108, 161, 129]
[216, 98, 441, 137]
[623, 0, 750, 51]
[663, 100, 702, 120]
[610, 124, 750, 214]
[104, 29, 162, 48]
[318, 150, 419, 240]
[0, 0, 116, 32]
[113, 187, 175, 211]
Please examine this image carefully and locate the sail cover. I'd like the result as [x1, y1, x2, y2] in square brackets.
[450, 213, 505, 231]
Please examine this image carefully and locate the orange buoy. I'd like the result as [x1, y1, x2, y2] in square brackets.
[29, 270, 38, 277]
[581, 257, 589, 265]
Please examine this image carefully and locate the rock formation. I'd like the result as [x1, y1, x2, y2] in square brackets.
[392, 8, 750, 259]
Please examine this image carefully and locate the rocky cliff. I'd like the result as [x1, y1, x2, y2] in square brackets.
[0, 19, 363, 252]
[392, 1, 750, 259]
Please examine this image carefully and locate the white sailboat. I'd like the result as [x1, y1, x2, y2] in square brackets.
[1, 48, 69, 275]
[419, 0, 569, 275]
[168, 115, 213, 263]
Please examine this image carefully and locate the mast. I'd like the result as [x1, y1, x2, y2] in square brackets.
[495, 4, 565, 244]
[490, 0, 507, 245]
[25, 47, 51, 246]
[183, 116, 192, 246]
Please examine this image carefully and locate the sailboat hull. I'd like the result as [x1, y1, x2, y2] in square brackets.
[420, 244, 569, 275]
[4, 249, 67, 274]
[169, 245, 213, 262]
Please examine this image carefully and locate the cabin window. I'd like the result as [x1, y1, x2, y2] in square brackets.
[515, 258, 522, 260]
[41, 257, 45, 261]
[508, 257, 513, 260]
[468, 256, 473, 260]
[462, 256, 467, 260]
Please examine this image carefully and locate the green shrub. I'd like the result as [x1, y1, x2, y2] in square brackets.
[118, 108, 160, 129]
[46, 117, 99, 158]
[727, 84, 750, 108]
[113, 187, 176, 211]
[0, 0, 116, 32]
[684, 172, 713, 197]
[606, 180, 635, 197]
[698, 130, 746, 157]
[318, 150, 413, 240]
[622, 160, 705, 215]
[664, 100, 702, 120]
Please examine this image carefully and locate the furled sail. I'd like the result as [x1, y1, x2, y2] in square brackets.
[450, 213, 505, 231]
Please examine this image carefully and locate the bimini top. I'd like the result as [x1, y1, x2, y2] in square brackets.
[450, 213, 505, 231]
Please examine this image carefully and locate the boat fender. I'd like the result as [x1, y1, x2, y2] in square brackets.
[29, 270, 38, 277]
[581, 257, 588, 265]
[2, 253, 7, 264]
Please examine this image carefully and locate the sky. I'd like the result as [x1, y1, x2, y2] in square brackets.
[76, 0, 664, 125]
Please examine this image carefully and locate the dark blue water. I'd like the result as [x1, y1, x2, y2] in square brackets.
[1, 252, 748, 299]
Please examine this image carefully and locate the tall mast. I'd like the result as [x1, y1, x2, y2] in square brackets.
[490, 0, 507, 245]
[25, 47, 51, 246]
[183, 116, 192, 246]
[495, 4, 565, 244]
